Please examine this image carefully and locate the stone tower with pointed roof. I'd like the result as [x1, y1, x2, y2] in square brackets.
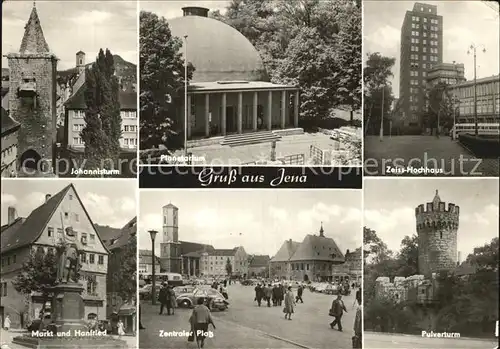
[415, 190, 460, 276]
[5, 4, 58, 173]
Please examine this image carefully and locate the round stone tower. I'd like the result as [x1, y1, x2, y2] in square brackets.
[415, 190, 459, 276]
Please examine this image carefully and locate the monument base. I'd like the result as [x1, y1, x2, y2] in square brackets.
[49, 282, 87, 334]
[12, 335, 128, 349]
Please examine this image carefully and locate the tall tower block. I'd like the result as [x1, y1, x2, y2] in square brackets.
[415, 190, 459, 276]
[159, 203, 181, 273]
[5, 5, 58, 173]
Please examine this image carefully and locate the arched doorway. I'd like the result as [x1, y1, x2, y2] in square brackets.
[303, 274, 309, 282]
[19, 149, 42, 171]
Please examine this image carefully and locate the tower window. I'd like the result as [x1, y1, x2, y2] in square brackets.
[79, 59, 83, 65]
[440, 232, 443, 239]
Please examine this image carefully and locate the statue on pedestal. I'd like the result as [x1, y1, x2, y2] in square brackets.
[56, 227, 85, 284]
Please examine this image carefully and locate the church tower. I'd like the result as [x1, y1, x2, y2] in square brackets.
[159, 203, 181, 273]
[76, 51, 86, 74]
[6, 4, 58, 174]
[415, 190, 460, 276]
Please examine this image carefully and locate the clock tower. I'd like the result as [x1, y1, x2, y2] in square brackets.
[160, 203, 181, 273]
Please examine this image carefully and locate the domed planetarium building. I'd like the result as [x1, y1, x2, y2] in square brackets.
[169, 7, 300, 142]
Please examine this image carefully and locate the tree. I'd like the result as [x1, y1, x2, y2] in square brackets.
[423, 82, 455, 133]
[466, 237, 499, 271]
[139, 11, 194, 154]
[363, 227, 392, 264]
[333, 1, 362, 124]
[364, 52, 396, 135]
[82, 48, 122, 169]
[12, 246, 81, 326]
[226, 258, 233, 277]
[395, 235, 418, 277]
[108, 234, 137, 302]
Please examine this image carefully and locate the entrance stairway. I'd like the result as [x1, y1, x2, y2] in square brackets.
[220, 131, 282, 147]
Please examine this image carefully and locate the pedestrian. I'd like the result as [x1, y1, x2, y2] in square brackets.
[278, 283, 285, 306]
[223, 279, 227, 288]
[352, 288, 361, 308]
[166, 285, 176, 315]
[329, 294, 347, 331]
[219, 286, 228, 300]
[272, 284, 279, 306]
[158, 283, 168, 315]
[352, 294, 362, 348]
[189, 297, 216, 349]
[3, 315, 11, 331]
[254, 283, 263, 307]
[283, 286, 295, 320]
[264, 284, 272, 307]
[295, 285, 304, 303]
[117, 319, 125, 336]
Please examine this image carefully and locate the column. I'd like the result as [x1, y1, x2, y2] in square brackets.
[294, 90, 299, 128]
[281, 90, 286, 129]
[205, 94, 210, 137]
[252, 92, 258, 131]
[221, 93, 227, 136]
[267, 90, 273, 131]
[237, 92, 243, 134]
[187, 95, 192, 139]
[187, 257, 191, 277]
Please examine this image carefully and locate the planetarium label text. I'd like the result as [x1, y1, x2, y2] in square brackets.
[198, 168, 307, 187]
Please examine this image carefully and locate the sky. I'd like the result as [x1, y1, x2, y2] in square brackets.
[2, 1, 138, 70]
[1, 179, 136, 229]
[363, 1, 500, 98]
[140, 1, 229, 19]
[138, 190, 362, 256]
[364, 178, 499, 260]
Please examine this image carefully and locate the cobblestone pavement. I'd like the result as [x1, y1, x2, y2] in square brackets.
[364, 135, 499, 176]
[140, 283, 358, 349]
[364, 331, 498, 349]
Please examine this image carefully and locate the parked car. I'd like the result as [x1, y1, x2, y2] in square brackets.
[173, 285, 195, 296]
[323, 284, 338, 295]
[176, 287, 229, 311]
[241, 279, 254, 286]
[139, 284, 161, 300]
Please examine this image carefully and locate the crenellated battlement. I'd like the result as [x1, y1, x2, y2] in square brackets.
[415, 202, 460, 215]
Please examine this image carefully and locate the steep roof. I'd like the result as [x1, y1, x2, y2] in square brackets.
[94, 224, 122, 244]
[249, 255, 270, 267]
[107, 217, 137, 250]
[20, 6, 50, 54]
[138, 249, 161, 265]
[179, 241, 214, 255]
[0, 185, 71, 253]
[212, 248, 238, 256]
[1, 184, 110, 255]
[271, 240, 301, 262]
[345, 247, 362, 261]
[1, 108, 20, 136]
[64, 84, 136, 110]
[290, 234, 345, 262]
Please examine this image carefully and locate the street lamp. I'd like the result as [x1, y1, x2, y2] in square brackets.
[467, 43, 486, 137]
[184, 35, 189, 158]
[149, 230, 158, 305]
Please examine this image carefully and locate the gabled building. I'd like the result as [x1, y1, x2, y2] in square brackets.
[248, 255, 271, 278]
[201, 247, 248, 278]
[0, 184, 109, 328]
[270, 224, 347, 282]
[138, 250, 161, 275]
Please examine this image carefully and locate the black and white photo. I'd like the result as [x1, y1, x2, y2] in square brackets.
[363, 1, 499, 176]
[138, 190, 362, 348]
[1, 1, 138, 178]
[139, 0, 361, 166]
[363, 178, 499, 348]
[0, 180, 137, 348]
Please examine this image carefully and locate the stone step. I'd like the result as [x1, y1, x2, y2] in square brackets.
[221, 131, 281, 147]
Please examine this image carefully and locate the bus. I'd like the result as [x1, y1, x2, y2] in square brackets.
[139, 272, 184, 286]
[450, 123, 499, 139]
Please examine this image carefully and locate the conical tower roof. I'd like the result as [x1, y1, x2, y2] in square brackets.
[432, 190, 441, 207]
[19, 5, 50, 54]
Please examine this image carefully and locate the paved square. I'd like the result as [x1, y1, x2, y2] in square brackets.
[139, 283, 358, 349]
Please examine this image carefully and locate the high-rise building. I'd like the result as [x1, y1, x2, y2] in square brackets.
[399, 2, 443, 133]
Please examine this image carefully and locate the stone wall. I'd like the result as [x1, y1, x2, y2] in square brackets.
[8, 54, 57, 169]
[415, 201, 459, 275]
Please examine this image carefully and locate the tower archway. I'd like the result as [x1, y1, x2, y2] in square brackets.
[19, 149, 42, 171]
